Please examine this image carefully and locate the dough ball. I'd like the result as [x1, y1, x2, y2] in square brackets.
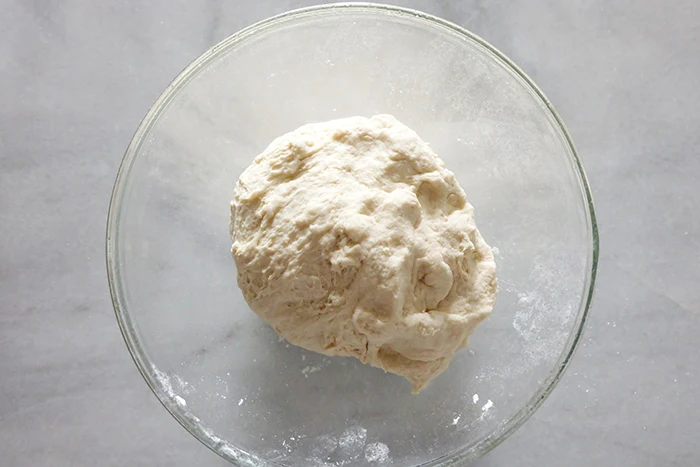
[230, 115, 497, 392]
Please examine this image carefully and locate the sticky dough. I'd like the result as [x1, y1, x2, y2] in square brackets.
[230, 115, 497, 392]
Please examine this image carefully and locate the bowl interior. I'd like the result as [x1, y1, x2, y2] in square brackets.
[109, 5, 596, 466]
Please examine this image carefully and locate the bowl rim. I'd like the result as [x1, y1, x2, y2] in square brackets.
[106, 3, 599, 466]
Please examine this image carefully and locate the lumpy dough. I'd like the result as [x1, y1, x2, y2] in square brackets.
[230, 115, 497, 392]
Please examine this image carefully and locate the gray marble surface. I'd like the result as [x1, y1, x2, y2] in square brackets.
[1, 1, 698, 466]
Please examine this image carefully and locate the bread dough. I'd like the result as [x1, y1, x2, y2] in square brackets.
[230, 115, 497, 392]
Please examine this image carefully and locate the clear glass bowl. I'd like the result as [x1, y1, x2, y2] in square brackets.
[107, 4, 598, 466]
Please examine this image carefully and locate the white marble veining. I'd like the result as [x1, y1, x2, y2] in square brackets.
[1, 1, 698, 465]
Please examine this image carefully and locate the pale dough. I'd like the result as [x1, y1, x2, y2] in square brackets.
[230, 115, 497, 392]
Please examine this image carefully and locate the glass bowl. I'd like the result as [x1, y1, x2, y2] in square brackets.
[107, 4, 598, 466]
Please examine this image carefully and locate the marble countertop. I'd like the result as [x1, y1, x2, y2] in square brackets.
[2, 1, 698, 465]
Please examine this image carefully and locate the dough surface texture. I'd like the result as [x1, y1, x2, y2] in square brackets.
[230, 115, 497, 391]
